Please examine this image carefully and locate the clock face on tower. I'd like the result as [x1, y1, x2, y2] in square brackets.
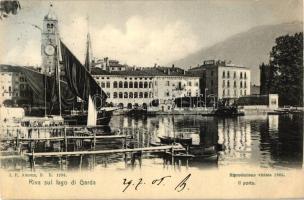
[44, 44, 55, 56]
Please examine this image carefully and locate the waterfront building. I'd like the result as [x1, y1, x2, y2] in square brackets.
[92, 57, 130, 72]
[189, 60, 251, 100]
[237, 94, 279, 110]
[0, 65, 33, 105]
[91, 66, 200, 110]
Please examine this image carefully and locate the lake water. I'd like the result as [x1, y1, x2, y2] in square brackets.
[1, 114, 303, 171]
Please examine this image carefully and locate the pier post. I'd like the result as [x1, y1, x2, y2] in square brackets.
[79, 155, 83, 170]
[93, 131, 96, 150]
[171, 147, 174, 166]
[139, 151, 143, 168]
[30, 149, 35, 171]
[59, 156, 63, 170]
[64, 127, 67, 152]
[123, 136, 127, 167]
[16, 130, 19, 151]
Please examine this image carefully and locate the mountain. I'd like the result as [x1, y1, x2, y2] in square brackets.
[170, 21, 303, 84]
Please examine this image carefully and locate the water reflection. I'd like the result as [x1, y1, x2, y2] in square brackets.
[1, 114, 302, 171]
[108, 114, 303, 169]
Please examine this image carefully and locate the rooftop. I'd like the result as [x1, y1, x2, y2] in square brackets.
[44, 5, 57, 21]
[91, 66, 200, 77]
[189, 59, 249, 71]
[0, 64, 39, 73]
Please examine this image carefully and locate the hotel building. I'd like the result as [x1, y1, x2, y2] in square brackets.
[91, 66, 201, 109]
[189, 60, 251, 100]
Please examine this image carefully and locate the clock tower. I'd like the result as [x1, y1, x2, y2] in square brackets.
[41, 6, 59, 75]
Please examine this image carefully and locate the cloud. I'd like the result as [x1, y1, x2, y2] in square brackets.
[0, 39, 41, 66]
[1, 15, 200, 67]
[61, 15, 200, 66]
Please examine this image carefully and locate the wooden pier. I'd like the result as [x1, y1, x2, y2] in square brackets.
[0, 125, 192, 170]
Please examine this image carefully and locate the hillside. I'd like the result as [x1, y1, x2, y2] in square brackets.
[170, 21, 303, 84]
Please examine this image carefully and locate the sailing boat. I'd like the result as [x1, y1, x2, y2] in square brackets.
[62, 31, 113, 126]
[56, 40, 113, 126]
[9, 39, 112, 126]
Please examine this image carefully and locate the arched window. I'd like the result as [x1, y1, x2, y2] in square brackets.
[244, 72, 247, 79]
[134, 82, 138, 88]
[129, 92, 133, 98]
[144, 92, 148, 98]
[113, 92, 117, 98]
[124, 92, 128, 98]
[144, 82, 148, 88]
[113, 81, 118, 88]
[119, 92, 123, 98]
[139, 92, 143, 98]
[124, 81, 128, 88]
[139, 82, 143, 88]
[240, 81, 243, 88]
[119, 81, 123, 88]
[222, 71, 225, 78]
[240, 72, 243, 79]
[244, 81, 247, 88]
[134, 92, 138, 98]
[129, 82, 133, 88]
[142, 103, 147, 109]
[227, 80, 230, 87]
[118, 103, 124, 108]
[149, 82, 153, 88]
[234, 81, 236, 88]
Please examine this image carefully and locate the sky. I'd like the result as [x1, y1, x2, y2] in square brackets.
[0, 0, 302, 67]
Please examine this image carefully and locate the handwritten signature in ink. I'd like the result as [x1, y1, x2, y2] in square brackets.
[122, 173, 191, 192]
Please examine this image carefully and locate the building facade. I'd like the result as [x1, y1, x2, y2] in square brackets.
[91, 66, 200, 109]
[0, 65, 33, 105]
[189, 60, 251, 100]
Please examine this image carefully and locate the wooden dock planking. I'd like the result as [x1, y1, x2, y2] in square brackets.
[0, 135, 127, 142]
[24, 144, 185, 157]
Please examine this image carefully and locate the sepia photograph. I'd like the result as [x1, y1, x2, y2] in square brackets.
[0, 0, 303, 199]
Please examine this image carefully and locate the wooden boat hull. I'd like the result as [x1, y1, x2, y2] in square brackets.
[158, 136, 192, 145]
[63, 110, 112, 125]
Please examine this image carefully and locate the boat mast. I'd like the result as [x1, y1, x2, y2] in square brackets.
[44, 73, 47, 117]
[55, 22, 62, 116]
[85, 14, 93, 73]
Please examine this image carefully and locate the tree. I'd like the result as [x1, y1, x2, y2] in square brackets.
[0, 0, 21, 20]
[266, 33, 303, 106]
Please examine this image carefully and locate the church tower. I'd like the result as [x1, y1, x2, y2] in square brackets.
[41, 5, 59, 75]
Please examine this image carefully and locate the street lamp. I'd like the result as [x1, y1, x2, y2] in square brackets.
[204, 88, 208, 110]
